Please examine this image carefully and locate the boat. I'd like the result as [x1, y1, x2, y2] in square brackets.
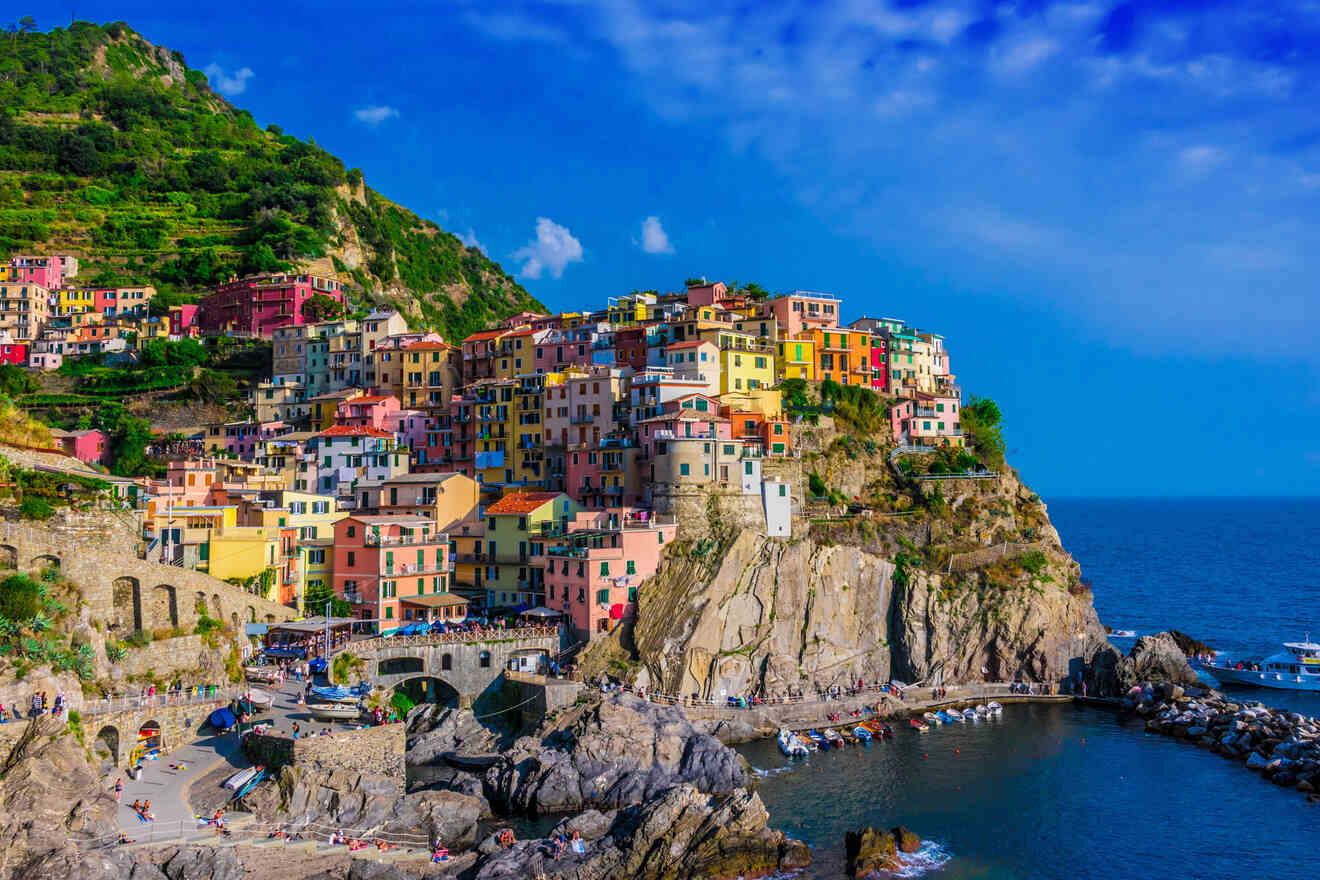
[777, 728, 810, 758]
[1203, 639, 1320, 692]
[946, 708, 965, 722]
[852, 725, 872, 742]
[824, 728, 844, 748]
[307, 701, 363, 721]
[975, 704, 990, 718]
[936, 710, 957, 724]
[909, 717, 929, 731]
[922, 712, 941, 726]
[244, 688, 274, 711]
[1111, 629, 1137, 638]
[244, 665, 280, 683]
[987, 701, 1003, 715]
[222, 766, 258, 791]
[876, 722, 894, 739]
[963, 708, 979, 721]
[310, 684, 368, 703]
[807, 729, 830, 751]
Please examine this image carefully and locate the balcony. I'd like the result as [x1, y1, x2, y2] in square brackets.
[570, 413, 595, 424]
[453, 553, 486, 564]
[344, 591, 368, 605]
[383, 561, 448, 576]
[366, 533, 442, 547]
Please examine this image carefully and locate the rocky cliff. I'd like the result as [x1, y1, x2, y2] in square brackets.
[622, 420, 1113, 698]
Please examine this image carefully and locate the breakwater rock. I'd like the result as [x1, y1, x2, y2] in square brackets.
[844, 825, 923, 877]
[484, 693, 748, 815]
[1133, 688, 1320, 797]
[473, 784, 810, 880]
[1118, 632, 1199, 690]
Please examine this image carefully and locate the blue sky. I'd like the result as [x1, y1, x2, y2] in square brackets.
[15, 1, 1320, 496]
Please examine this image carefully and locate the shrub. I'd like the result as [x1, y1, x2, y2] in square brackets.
[0, 573, 42, 620]
[105, 641, 127, 662]
[125, 629, 153, 648]
[18, 495, 55, 520]
[390, 689, 415, 716]
[808, 472, 827, 498]
[1019, 550, 1048, 575]
[194, 615, 223, 635]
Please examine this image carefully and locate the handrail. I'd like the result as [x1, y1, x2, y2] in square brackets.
[342, 624, 559, 656]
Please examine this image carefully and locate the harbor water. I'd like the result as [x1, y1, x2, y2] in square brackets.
[740, 497, 1320, 878]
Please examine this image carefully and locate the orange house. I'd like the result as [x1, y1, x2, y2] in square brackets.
[803, 327, 873, 387]
[720, 407, 792, 457]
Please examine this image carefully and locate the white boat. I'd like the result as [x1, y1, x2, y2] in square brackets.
[244, 689, 274, 711]
[777, 728, 810, 758]
[824, 728, 844, 747]
[963, 708, 979, 721]
[307, 701, 363, 721]
[223, 767, 258, 791]
[922, 712, 942, 726]
[987, 701, 1003, 716]
[244, 666, 280, 683]
[974, 704, 990, 718]
[1205, 638, 1320, 692]
[947, 709, 965, 722]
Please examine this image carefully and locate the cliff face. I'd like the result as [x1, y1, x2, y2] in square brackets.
[627, 422, 1112, 698]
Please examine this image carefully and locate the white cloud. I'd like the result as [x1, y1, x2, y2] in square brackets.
[638, 216, 675, 254]
[459, 229, 486, 255]
[354, 105, 400, 126]
[1177, 145, 1227, 175]
[203, 63, 254, 96]
[994, 37, 1060, 76]
[513, 217, 583, 279]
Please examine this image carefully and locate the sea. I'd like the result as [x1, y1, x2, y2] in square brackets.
[738, 497, 1320, 879]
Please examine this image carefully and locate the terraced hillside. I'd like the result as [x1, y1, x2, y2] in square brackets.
[0, 21, 543, 338]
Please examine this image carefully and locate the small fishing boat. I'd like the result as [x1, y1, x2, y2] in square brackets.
[963, 708, 979, 721]
[987, 701, 1003, 716]
[876, 722, 894, 739]
[807, 729, 830, 751]
[975, 704, 990, 718]
[778, 728, 810, 758]
[223, 766, 259, 792]
[307, 701, 363, 721]
[945, 708, 965, 722]
[909, 717, 930, 731]
[824, 728, 845, 748]
[853, 725, 873, 742]
[923, 712, 942, 726]
[244, 688, 274, 711]
[936, 710, 957, 724]
[243, 665, 280, 683]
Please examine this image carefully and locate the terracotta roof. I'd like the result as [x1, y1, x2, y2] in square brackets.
[316, 425, 394, 439]
[665, 340, 712, 350]
[485, 491, 563, 515]
[462, 329, 506, 343]
[404, 340, 453, 350]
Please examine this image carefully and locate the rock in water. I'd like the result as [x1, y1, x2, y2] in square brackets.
[894, 825, 923, 854]
[1118, 632, 1199, 689]
[845, 827, 899, 876]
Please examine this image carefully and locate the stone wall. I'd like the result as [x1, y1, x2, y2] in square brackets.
[114, 634, 230, 681]
[505, 671, 582, 725]
[346, 631, 561, 703]
[246, 724, 406, 790]
[0, 517, 296, 639]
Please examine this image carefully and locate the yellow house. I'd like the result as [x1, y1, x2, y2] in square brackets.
[297, 538, 334, 614]
[493, 329, 536, 380]
[206, 525, 298, 603]
[717, 388, 783, 420]
[715, 331, 776, 394]
[306, 389, 363, 431]
[483, 491, 578, 608]
[238, 490, 344, 539]
[776, 336, 816, 381]
[448, 519, 486, 595]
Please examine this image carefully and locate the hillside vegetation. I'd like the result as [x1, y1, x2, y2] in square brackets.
[0, 20, 543, 338]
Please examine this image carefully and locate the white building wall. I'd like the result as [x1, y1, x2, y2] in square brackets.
[761, 478, 792, 537]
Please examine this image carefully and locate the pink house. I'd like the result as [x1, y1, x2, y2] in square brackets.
[53, 429, 105, 464]
[386, 408, 429, 452]
[9, 255, 75, 289]
[685, 280, 728, 307]
[196, 273, 344, 337]
[332, 515, 453, 626]
[544, 508, 676, 641]
[565, 442, 644, 509]
[763, 290, 841, 338]
[336, 394, 402, 431]
[169, 304, 200, 338]
[0, 343, 27, 365]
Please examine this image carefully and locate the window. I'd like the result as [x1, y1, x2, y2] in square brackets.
[723, 444, 735, 456]
[479, 651, 491, 668]
[385, 607, 393, 619]
[626, 560, 636, 575]
[442, 653, 452, 670]
[599, 561, 610, 577]
[680, 463, 690, 476]
[346, 551, 356, 567]
[597, 589, 610, 604]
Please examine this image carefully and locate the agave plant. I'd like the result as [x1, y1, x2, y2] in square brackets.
[28, 612, 51, 633]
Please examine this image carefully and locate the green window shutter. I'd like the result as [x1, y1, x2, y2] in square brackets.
[680, 463, 690, 476]
[628, 587, 637, 602]
[600, 561, 609, 576]
[385, 607, 393, 619]
[597, 589, 610, 604]
[744, 461, 753, 474]
[658, 531, 664, 544]
[418, 579, 424, 594]
[626, 560, 636, 575]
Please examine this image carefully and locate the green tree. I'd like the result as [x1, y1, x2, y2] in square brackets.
[0, 573, 41, 621]
[96, 402, 152, 476]
[684, 277, 706, 287]
[303, 580, 349, 617]
[0, 364, 36, 397]
[961, 396, 1006, 469]
[301, 292, 345, 323]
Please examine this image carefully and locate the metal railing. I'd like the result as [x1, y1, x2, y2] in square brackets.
[342, 623, 559, 655]
[78, 685, 239, 718]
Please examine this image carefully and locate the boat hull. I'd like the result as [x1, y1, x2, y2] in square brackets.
[1208, 666, 1320, 692]
[307, 703, 362, 720]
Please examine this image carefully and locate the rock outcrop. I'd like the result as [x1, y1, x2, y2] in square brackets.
[249, 765, 488, 851]
[630, 456, 1113, 699]
[404, 704, 505, 767]
[473, 784, 809, 880]
[844, 825, 923, 877]
[484, 693, 748, 815]
[1118, 632, 1199, 689]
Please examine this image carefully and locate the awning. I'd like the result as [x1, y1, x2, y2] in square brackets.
[520, 606, 562, 618]
[400, 593, 471, 608]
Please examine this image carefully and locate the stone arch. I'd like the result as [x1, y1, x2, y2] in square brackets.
[30, 553, 59, 571]
[379, 656, 423, 676]
[112, 576, 142, 635]
[0, 544, 16, 568]
[230, 611, 239, 631]
[265, 614, 276, 623]
[393, 676, 459, 708]
[138, 719, 163, 754]
[441, 653, 453, 671]
[211, 593, 223, 619]
[479, 650, 491, 668]
[150, 584, 179, 629]
[94, 725, 120, 766]
[246, 605, 256, 624]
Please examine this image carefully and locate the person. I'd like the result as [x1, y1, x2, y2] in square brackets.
[113, 777, 123, 801]
[432, 844, 450, 862]
[141, 799, 154, 823]
[375, 839, 392, 852]
[498, 828, 515, 849]
[117, 833, 135, 845]
[30, 693, 41, 716]
[211, 808, 225, 832]
[330, 829, 345, 845]
[292, 722, 301, 739]
[570, 830, 585, 855]
[348, 838, 367, 851]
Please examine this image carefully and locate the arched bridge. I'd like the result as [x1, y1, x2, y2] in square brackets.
[335, 626, 561, 706]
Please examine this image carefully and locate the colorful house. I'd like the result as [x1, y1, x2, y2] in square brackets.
[804, 327, 873, 387]
[890, 392, 964, 448]
[51, 429, 106, 464]
[482, 491, 578, 609]
[332, 515, 452, 625]
[197, 273, 345, 338]
[776, 336, 816, 381]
